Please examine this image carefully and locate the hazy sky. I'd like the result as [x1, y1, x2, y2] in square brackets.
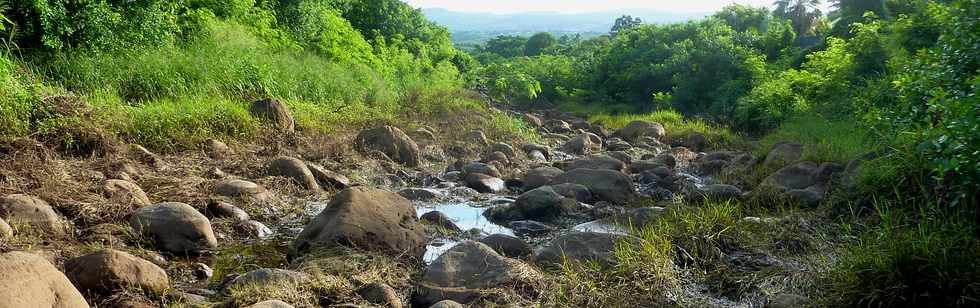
[404, 0, 801, 14]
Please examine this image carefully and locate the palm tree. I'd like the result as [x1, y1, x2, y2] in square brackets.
[772, 0, 823, 36]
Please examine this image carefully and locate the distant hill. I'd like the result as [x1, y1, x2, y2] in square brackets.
[421, 8, 708, 33]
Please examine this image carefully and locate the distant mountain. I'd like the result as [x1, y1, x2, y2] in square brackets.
[421, 8, 709, 33]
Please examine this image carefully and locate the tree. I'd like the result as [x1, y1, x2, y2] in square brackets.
[524, 32, 555, 56]
[829, 0, 888, 36]
[610, 15, 642, 36]
[714, 4, 770, 32]
[772, 0, 823, 36]
[481, 35, 527, 59]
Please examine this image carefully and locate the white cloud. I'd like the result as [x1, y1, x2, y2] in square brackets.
[403, 0, 791, 14]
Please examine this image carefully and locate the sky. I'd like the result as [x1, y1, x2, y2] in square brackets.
[404, 0, 804, 14]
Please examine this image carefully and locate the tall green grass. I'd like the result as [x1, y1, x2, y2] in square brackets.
[756, 115, 870, 164]
[585, 109, 744, 150]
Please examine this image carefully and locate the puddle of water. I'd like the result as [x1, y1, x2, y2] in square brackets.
[417, 202, 514, 263]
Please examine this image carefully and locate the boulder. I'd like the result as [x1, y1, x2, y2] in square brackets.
[763, 142, 803, 168]
[207, 201, 250, 222]
[463, 131, 489, 147]
[482, 151, 509, 164]
[462, 162, 501, 178]
[423, 241, 537, 290]
[522, 166, 564, 190]
[237, 220, 274, 239]
[103, 179, 152, 207]
[463, 173, 505, 193]
[478, 234, 532, 258]
[430, 300, 465, 308]
[685, 184, 743, 203]
[522, 114, 543, 127]
[64, 249, 169, 294]
[0, 217, 11, 239]
[305, 163, 351, 189]
[605, 138, 633, 151]
[290, 187, 425, 260]
[420, 211, 461, 232]
[268, 157, 321, 191]
[357, 282, 402, 308]
[512, 186, 572, 221]
[0, 252, 89, 308]
[204, 139, 233, 159]
[249, 99, 295, 132]
[671, 132, 707, 151]
[547, 120, 572, 133]
[552, 169, 636, 204]
[521, 144, 551, 160]
[615, 121, 665, 141]
[226, 268, 308, 290]
[398, 188, 444, 201]
[129, 202, 218, 254]
[489, 142, 518, 159]
[550, 183, 592, 203]
[0, 194, 65, 235]
[214, 179, 267, 197]
[508, 220, 556, 236]
[245, 300, 295, 308]
[535, 232, 635, 269]
[561, 133, 601, 155]
[605, 151, 632, 165]
[562, 154, 627, 172]
[355, 126, 422, 167]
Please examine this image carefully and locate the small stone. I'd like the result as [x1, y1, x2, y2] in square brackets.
[215, 179, 267, 197]
[192, 263, 213, 280]
[357, 282, 402, 308]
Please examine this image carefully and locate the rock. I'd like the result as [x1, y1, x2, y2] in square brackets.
[238, 220, 274, 239]
[411, 128, 436, 141]
[430, 300, 465, 308]
[508, 220, 555, 236]
[226, 268, 308, 290]
[686, 184, 743, 203]
[249, 98, 295, 132]
[207, 201, 250, 222]
[606, 151, 632, 165]
[131, 145, 162, 167]
[357, 282, 402, 308]
[615, 121, 665, 141]
[762, 162, 821, 190]
[355, 126, 422, 167]
[214, 179, 267, 197]
[528, 150, 547, 162]
[522, 114, 543, 127]
[463, 131, 489, 147]
[766, 293, 811, 308]
[205, 167, 227, 179]
[413, 285, 480, 308]
[652, 153, 677, 169]
[0, 194, 65, 235]
[550, 183, 592, 203]
[547, 120, 572, 133]
[512, 186, 571, 221]
[269, 157, 320, 191]
[521, 144, 551, 160]
[129, 202, 218, 254]
[421, 211, 461, 232]
[759, 162, 843, 206]
[463, 173, 505, 193]
[290, 187, 425, 260]
[482, 151, 509, 164]
[305, 163, 351, 189]
[245, 300, 295, 308]
[462, 162, 501, 178]
[489, 142, 518, 159]
[64, 249, 169, 294]
[672, 132, 707, 151]
[0, 251, 90, 308]
[543, 133, 571, 142]
[522, 166, 564, 190]
[561, 133, 601, 155]
[204, 139, 233, 159]
[0, 217, 11, 239]
[535, 232, 635, 269]
[562, 154, 627, 172]
[423, 241, 537, 290]
[552, 169, 636, 204]
[399, 188, 444, 201]
[478, 234, 532, 258]
[103, 179, 151, 207]
[630, 160, 669, 174]
[763, 142, 803, 168]
[192, 263, 213, 280]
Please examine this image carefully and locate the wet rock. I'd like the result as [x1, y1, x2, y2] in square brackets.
[355, 126, 422, 167]
[214, 179, 267, 197]
[561, 133, 601, 155]
[65, 249, 169, 294]
[237, 220, 274, 239]
[766, 293, 811, 308]
[226, 268, 308, 290]
[130, 202, 218, 254]
[204, 138, 233, 159]
[357, 282, 402, 308]
[535, 232, 636, 269]
[250, 98, 295, 132]
[522, 166, 564, 190]
[246, 300, 295, 308]
[421, 211, 462, 232]
[552, 169, 636, 204]
[478, 234, 532, 258]
[509, 220, 556, 236]
[463, 173, 505, 193]
[290, 187, 425, 260]
[763, 141, 803, 168]
[429, 300, 465, 308]
[399, 188, 444, 201]
[512, 186, 574, 221]
[561, 154, 627, 172]
[615, 121, 665, 141]
[103, 179, 152, 207]
[269, 156, 320, 191]
[551, 183, 592, 203]
[462, 162, 501, 178]
[0, 252, 89, 308]
[490, 142, 518, 159]
[305, 163, 351, 190]
[0, 194, 67, 236]
[422, 241, 538, 296]
[207, 201, 250, 222]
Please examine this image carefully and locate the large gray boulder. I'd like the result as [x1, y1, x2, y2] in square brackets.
[561, 154, 627, 172]
[552, 169, 636, 204]
[763, 141, 803, 168]
[250, 98, 295, 132]
[415, 241, 539, 306]
[0, 194, 66, 235]
[289, 187, 426, 260]
[512, 186, 573, 221]
[0, 251, 90, 308]
[129, 202, 218, 254]
[355, 126, 422, 167]
[64, 249, 170, 294]
[269, 156, 321, 191]
[615, 121, 665, 141]
[522, 166, 564, 190]
[534, 232, 635, 269]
